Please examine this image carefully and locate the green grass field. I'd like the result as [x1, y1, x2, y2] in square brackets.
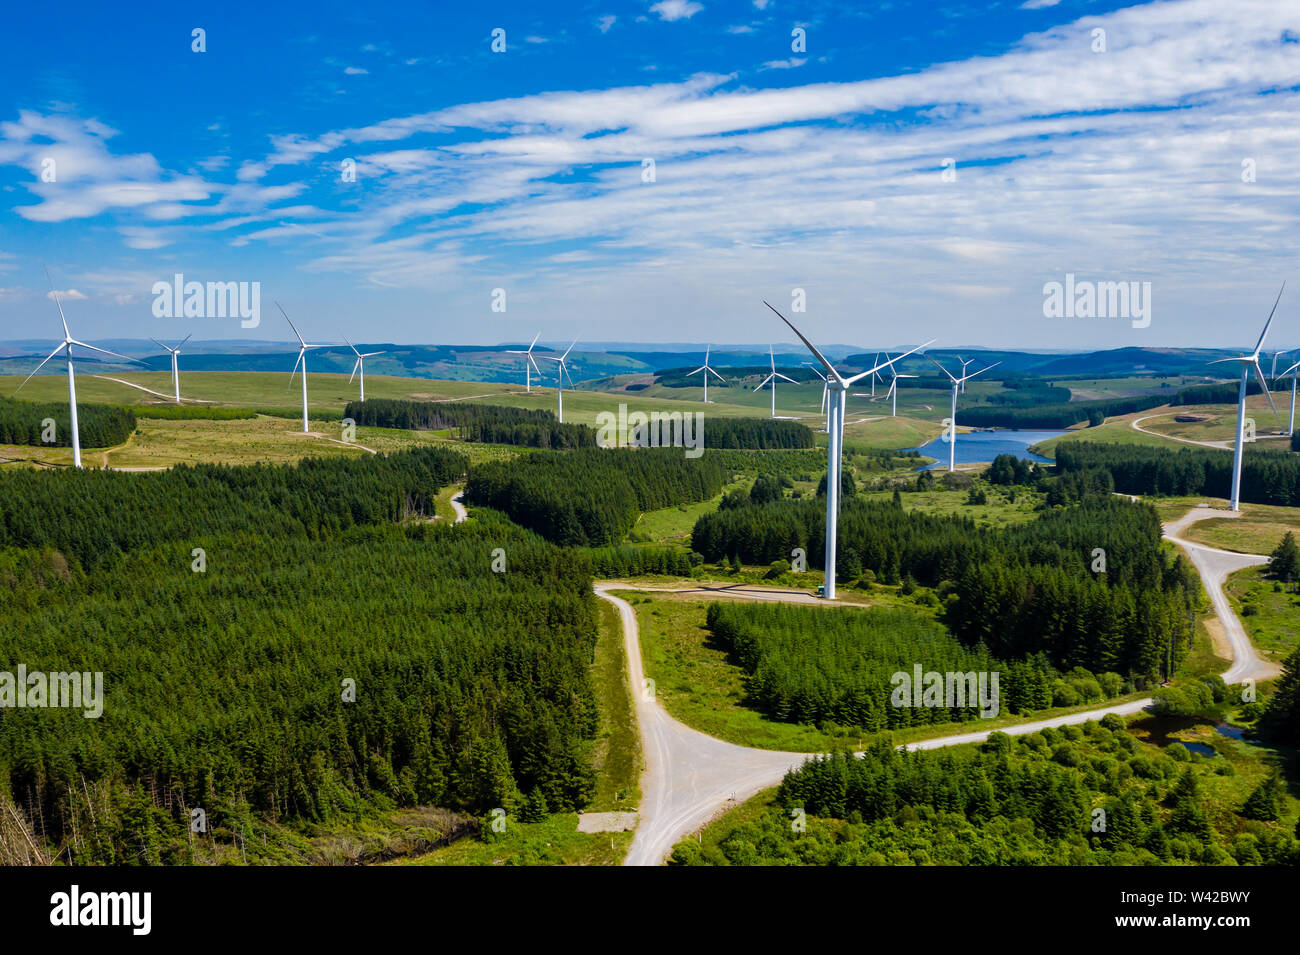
[1224, 567, 1300, 665]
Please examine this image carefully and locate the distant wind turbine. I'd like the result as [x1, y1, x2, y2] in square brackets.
[280, 303, 325, 434]
[879, 353, 918, 417]
[507, 332, 543, 392]
[150, 334, 192, 403]
[766, 301, 933, 600]
[755, 346, 797, 419]
[345, 338, 384, 402]
[928, 356, 1001, 472]
[541, 337, 578, 423]
[1210, 283, 1284, 511]
[687, 345, 727, 403]
[18, 269, 145, 467]
[957, 356, 975, 394]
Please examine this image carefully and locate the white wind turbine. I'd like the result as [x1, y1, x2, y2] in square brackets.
[344, 338, 385, 402]
[1272, 350, 1298, 437]
[280, 303, 326, 434]
[928, 356, 1000, 473]
[957, 356, 975, 394]
[755, 346, 797, 419]
[507, 332, 543, 392]
[878, 353, 918, 417]
[149, 334, 191, 403]
[687, 345, 727, 403]
[766, 302, 933, 600]
[17, 271, 145, 468]
[1210, 283, 1284, 511]
[541, 338, 578, 422]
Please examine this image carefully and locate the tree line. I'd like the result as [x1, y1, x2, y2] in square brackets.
[1055, 441, 1300, 506]
[344, 398, 594, 449]
[0, 397, 136, 449]
[466, 447, 728, 546]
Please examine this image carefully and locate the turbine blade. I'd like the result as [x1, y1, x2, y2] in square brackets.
[763, 301, 839, 382]
[278, 302, 306, 345]
[1282, 359, 1300, 378]
[45, 266, 71, 341]
[925, 354, 958, 382]
[962, 360, 1001, 383]
[345, 337, 361, 357]
[16, 343, 67, 392]
[1254, 360, 1280, 426]
[528, 331, 541, 352]
[844, 339, 937, 387]
[755, 374, 774, 391]
[349, 359, 360, 384]
[708, 367, 726, 382]
[562, 338, 578, 360]
[71, 341, 146, 364]
[178, 333, 192, 349]
[1253, 282, 1285, 357]
[1208, 357, 1250, 366]
[687, 365, 707, 376]
[289, 349, 304, 386]
[776, 373, 798, 383]
[150, 337, 168, 350]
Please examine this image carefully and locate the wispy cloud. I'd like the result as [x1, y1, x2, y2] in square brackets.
[650, 1, 703, 23]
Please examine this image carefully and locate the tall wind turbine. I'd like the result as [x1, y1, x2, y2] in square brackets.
[766, 302, 933, 600]
[507, 332, 543, 392]
[344, 338, 385, 402]
[17, 271, 144, 468]
[150, 334, 191, 403]
[687, 345, 727, 403]
[1276, 356, 1300, 437]
[541, 338, 578, 422]
[804, 362, 829, 432]
[1210, 283, 1284, 511]
[280, 303, 324, 435]
[928, 357, 1000, 472]
[755, 346, 797, 419]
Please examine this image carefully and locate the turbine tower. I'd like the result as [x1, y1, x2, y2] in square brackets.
[766, 302, 932, 600]
[928, 357, 1000, 472]
[541, 338, 578, 422]
[1210, 283, 1284, 511]
[687, 345, 726, 403]
[280, 303, 324, 435]
[18, 270, 144, 468]
[345, 338, 385, 402]
[507, 332, 543, 392]
[755, 346, 796, 419]
[149, 333, 192, 403]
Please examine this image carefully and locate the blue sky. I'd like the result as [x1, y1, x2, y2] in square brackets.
[2, 0, 1299, 351]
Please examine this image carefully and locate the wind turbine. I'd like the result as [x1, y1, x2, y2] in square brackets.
[1210, 283, 1284, 511]
[957, 356, 975, 394]
[804, 362, 829, 431]
[687, 345, 727, 403]
[344, 338, 385, 402]
[1276, 356, 1299, 437]
[928, 357, 1000, 473]
[755, 346, 797, 419]
[280, 303, 324, 435]
[17, 270, 145, 468]
[149, 334, 191, 403]
[766, 302, 933, 600]
[541, 338, 578, 422]
[507, 332, 543, 392]
[879, 353, 918, 417]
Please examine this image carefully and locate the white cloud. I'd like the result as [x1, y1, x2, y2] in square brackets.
[1020, 0, 1061, 8]
[597, 15, 617, 33]
[761, 57, 806, 70]
[650, 0, 703, 22]
[344, 66, 369, 75]
[47, 288, 86, 301]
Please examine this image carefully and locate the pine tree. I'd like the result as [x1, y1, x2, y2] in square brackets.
[1270, 532, 1299, 583]
[1241, 772, 1283, 821]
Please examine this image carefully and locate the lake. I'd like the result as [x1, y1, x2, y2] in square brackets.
[904, 429, 1067, 470]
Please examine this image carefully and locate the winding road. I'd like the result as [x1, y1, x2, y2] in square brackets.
[596, 506, 1273, 866]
